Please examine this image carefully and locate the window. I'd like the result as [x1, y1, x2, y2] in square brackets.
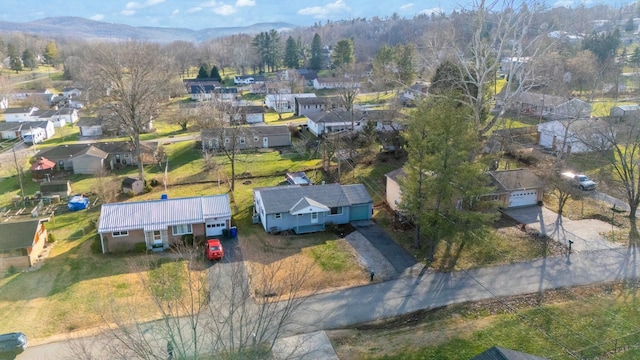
[275, 213, 282, 219]
[172, 224, 193, 236]
[58, 160, 64, 168]
[112, 230, 129, 237]
[224, 137, 230, 144]
[239, 137, 246, 144]
[254, 136, 259, 142]
[330, 207, 343, 215]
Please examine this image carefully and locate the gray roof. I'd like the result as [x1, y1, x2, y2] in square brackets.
[98, 194, 231, 233]
[385, 168, 406, 182]
[295, 96, 341, 105]
[202, 125, 289, 138]
[0, 219, 42, 251]
[37, 141, 157, 160]
[472, 346, 547, 360]
[0, 121, 50, 132]
[77, 117, 103, 127]
[489, 169, 543, 191]
[254, 183, 372, 214]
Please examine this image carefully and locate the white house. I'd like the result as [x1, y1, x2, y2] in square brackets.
[305, 109, 403, 137]
[3, 107, 39, 122]
[503, 92, 592, 120]
[265, 93, 316, 113]
[312, 77, 361, 90]
[36, 107, 79, 127]
[62, 87, 82, 98]
[537, 118, 612, 154]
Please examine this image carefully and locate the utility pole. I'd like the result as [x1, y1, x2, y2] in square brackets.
[12, 141, 25, 202]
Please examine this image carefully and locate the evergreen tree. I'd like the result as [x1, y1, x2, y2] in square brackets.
[331, 38, 354, 69]
[21, 49, 37, 70]
[43, 41, 60, 66]
[632, 48, 640, 67]
[7, 43, 22, 73]
[400, 95, 495, 258]
[210, 65, 221, 81]
[197, 64, 210, 78]
[395, 44, 417, 86]
[284, 36, 300, 68]
[309, 33, 324, 71]
[626, 17, 636, 32]
[252, 30, 282, 73]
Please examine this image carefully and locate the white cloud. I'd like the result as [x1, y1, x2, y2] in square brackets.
[236, 0, 255, 7]
[400, 3, 413, 10]
[419, 7, 442, 15]
[297, 0, 350, 18]
[213, 4, 237, 15]
[121, 9, 136, 16]
[124, 0, 165, 11]
[172, 9, 180, 15]
[89, 14, 105, 21]
[553, 0, 575, 7]
[199, 1, 218, 7]
[186, 7, 203, 13]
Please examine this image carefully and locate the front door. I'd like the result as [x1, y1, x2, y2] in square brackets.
[262, 137, 268, 148]
[311, 212, 318, 224]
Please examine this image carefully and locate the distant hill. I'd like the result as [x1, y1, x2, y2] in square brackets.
[0, 17, 297, 42]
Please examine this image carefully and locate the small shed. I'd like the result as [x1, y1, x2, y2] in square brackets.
[122, 177, 145, 195]
[40, 180, 72, 198]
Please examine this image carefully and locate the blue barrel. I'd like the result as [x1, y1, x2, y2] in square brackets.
[230, 226, 238, 238]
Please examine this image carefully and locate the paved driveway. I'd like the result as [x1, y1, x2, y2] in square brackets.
[351, 220, 419, 276]
[503, 206, 622, 253]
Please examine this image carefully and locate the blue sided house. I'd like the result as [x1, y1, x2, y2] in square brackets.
[253, 183, 373, 234]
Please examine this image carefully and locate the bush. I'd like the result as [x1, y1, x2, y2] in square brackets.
[5, 265, 18, 277]
[90, 234, 103, 254]
[182, 234, 194, 246]
[134, 242, 148, 253]
[149, 178, 160, 187]
[47, 233, 56, 243]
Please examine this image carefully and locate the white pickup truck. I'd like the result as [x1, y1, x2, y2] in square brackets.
[562, 172, 597, 191]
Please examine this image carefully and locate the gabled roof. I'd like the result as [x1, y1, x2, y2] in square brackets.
[37, 141, 158, 160]
[40, 180, 70, 192]
[31, 157, 56, 171]
[77, 146, 108, 159]
[512, 92, 569, 107]
[290, 197, 330, 214]
[472, 346, 547, 360]
[201, 125, 289, 138]
[385, 168, 406, 183]
[122, 177, 142, 186]
[306, 108, 364, 124]
[98, 194, 232, 233]
[295, 96, 341, 105]
[0, 219, 42, 251]
[77, 117, 104, 127]
[3, 107, 37, 114]
[489, 169, 542, 191]
[254, 183, 372, 214]
[238, 105, 266, 114]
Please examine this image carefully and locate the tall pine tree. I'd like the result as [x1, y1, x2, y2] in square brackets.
[284, 36, 300, 68]
[309, 33, 324, 71]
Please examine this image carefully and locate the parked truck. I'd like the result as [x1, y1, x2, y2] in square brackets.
[562, 172, 597, 191]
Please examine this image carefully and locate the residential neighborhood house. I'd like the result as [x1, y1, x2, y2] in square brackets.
[0, 218, 49, 272]
[312, 77, 361, 90]
[265, 93, 316, 113]
[201, 125, 292, 150]
[537, 118, 612, 154]
[501, 92, 592, 120]
[253, 183, 373, 234]
[294, 96, 341, 117]
[488, 168, 545, 208]
[97, 194, 232, 253]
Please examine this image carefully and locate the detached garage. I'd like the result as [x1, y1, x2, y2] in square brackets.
[489, 169, 544, 209]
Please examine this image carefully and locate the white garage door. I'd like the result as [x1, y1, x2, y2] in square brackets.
[509, 190, 538, 208]
[205, 221, 227, 237]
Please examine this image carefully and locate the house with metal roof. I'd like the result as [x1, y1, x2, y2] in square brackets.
[0, 218, 49, 272]
[97, 194, 232, 253]
[252, 183, 373, 234]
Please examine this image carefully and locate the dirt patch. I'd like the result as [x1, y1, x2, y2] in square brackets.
[240, 233, 369, 301]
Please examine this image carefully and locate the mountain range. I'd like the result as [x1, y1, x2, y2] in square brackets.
[0, 17, 297, 43]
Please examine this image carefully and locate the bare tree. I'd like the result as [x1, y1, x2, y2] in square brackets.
[69, 242, 313, 359]
[198, 99, 246, 192]
[93, 168, 120, 204]
[163, 40, 197, 78]
[79, 41, 177, 181]
[426, 0, 555, 137]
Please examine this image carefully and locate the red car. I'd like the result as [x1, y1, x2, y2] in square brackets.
[206, 239, 224, 261]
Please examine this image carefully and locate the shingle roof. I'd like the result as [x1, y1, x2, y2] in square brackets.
[37, 141, 157, 160]
[77, 117, 103, 127]
[98, 194, 231, 233]
[0, 219, 41, 251]
[385, 168, 406, 182]
[254, 183, 372, 214]
[201, 125, 289, 138]
[489, 169, 542, 191]
[295, 96, 341, 105]
[31, 157, 56, 171]
[472, 346, 548, 360]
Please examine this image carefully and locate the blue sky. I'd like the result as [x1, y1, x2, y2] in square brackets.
[0, 0, 627, 30]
